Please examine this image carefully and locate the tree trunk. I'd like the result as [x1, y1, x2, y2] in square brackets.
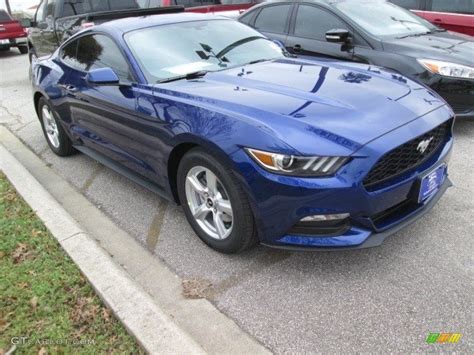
[5, 0, 12, 15]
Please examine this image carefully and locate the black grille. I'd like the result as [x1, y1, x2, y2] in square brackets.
[364, 121, 451, 190]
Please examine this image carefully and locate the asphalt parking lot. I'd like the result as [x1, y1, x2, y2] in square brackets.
[1, 50, 473, 352]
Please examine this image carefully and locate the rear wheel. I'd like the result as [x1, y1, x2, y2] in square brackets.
[38, 97, 76, 156]
[177, 148, 257, 253]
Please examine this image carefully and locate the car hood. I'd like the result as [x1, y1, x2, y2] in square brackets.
[383, 31, 474, 66]
[152, 58, 448, 155]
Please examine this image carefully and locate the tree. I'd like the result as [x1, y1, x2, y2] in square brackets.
[5, 0, 12, 15]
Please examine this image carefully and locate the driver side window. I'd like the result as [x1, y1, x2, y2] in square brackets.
[294, 5, 347, 40]
[61, 34, 134, 82]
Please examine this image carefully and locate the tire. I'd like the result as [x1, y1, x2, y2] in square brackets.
[37, 97, 76, 157]
[177, 148, 257, 253]
[18, 46, 28, 54]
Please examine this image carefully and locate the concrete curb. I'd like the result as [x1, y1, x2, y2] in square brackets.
[0, 125, 271, 355]
[0, 143, 205, 354]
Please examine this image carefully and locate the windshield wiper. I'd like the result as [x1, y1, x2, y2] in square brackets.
[156, 70, 209, 84]
[397, 31, 433, 39]
[246, 59, 273, 65]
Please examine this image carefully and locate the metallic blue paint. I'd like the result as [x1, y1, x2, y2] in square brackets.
[31, 14, 455, 250]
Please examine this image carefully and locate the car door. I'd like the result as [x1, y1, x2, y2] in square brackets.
[286, 3, 361, 61]
[30, 0, 60, 57]
[249, 3, 293, 45]
[29, 0, 48, 57]
[62, 33, 160, 181]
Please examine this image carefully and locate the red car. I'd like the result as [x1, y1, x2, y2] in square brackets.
[139, 0, 259, 17]
[390, 0, 474, 36]
[0, 10, 28, 54]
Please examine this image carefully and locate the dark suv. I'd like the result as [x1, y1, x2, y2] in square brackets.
[239, 0, 474, 119]
[26, 0, 185, 60]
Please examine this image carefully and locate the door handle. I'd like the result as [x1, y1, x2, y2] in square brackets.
[59, 84, 77, 93]
[433, 18, 443, 23]
[293, 44, 302, 53]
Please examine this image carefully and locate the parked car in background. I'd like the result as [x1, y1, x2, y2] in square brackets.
[0, 10, 28, 54]
[31, 13, 454, 253]
[239, 0, 474, 119]
[390, 0, 474, 36]
[139, 0, 260, 17]
[25, 0, 183, 60]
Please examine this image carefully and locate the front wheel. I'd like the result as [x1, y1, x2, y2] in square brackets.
[38, 97, 76, 156]
[177, 148, 257, 253]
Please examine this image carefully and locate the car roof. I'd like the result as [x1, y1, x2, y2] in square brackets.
[96, 12, 229, 34]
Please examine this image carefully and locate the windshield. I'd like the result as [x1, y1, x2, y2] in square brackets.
[125, 19, 286, 83]
[333, 0, 437, 38]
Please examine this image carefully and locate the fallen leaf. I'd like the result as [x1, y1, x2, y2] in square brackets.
[71, 297, 100, 326]
[0, 251, 5, 259]
[5, 191, 17, 201]
[102, 308, 112, 322]
[17, 282, 29, 289]
[38, 347, 47, 355]
[31, 229, 42, 238]
[12, 243, 33, 264]
[30, 296, 38, 311]
[0, 318, 10, 333]
[182, 278, 213, 299]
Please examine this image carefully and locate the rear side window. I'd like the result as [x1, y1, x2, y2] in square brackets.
[254, 4, 291, 34]
[294, 5, 347, 40]
[0, 10, 12, 22]
[62, 0, 139, 17]
[62, 0, 92, 16]
[430, 0, 473, 14]
[389, 0, 424, 10]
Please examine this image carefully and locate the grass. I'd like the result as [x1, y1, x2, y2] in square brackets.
[0, 172, 143, 354]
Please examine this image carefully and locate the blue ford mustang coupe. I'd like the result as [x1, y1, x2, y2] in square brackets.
[31, 13, 454, 253]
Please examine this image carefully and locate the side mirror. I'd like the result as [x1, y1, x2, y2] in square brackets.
[20, 18, 32, 28]
[326, 29, 351, 43]
[86, 68, 120, 85]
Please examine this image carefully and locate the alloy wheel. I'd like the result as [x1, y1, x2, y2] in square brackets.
[185, 166, 233, 240]
[42, 105, 60, 148]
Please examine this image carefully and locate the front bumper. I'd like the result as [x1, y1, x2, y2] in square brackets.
[231, 110, 453, 250]
[423, 73, 474, 119]
[262, 177, 451, 251]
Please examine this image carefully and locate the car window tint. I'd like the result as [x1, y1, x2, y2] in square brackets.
[389, 0, 423, 10]
[61, 39, 80, 67]
[294, 5, 347, 40]
[431, 0, 473, 14]
[76, 35, 133, 81]
[239, 10, 255, 25]
[109, 0, 140, 10]
[254, 4, 291, 34]
[0, 10, 12, 22]
[62, 0, 92, 16]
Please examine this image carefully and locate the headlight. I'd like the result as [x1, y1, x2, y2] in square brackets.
[245, 148, 349, 177]
[418, 59, 474, 79]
